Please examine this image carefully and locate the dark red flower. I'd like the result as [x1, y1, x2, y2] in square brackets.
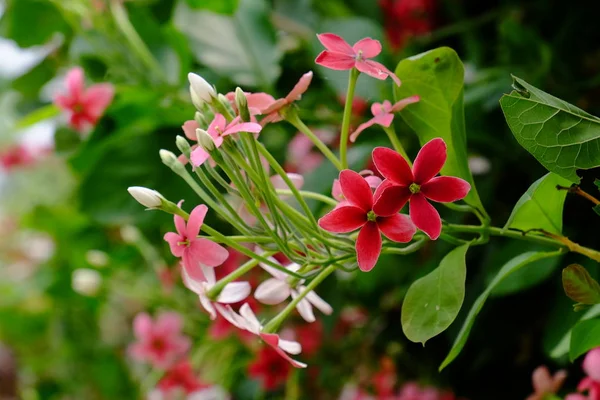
[248, 346, 292, 391]
[157, 360, 206, 395]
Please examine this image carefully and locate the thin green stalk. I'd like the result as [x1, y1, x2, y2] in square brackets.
[207, 256, 272, 299]
[339, 68, 360, 169]
[205, 164, 239, 195]
[382, 126, 412, 166]
[200, 235, 273, 243]
[444, 224, 566, 248]
[381, 237, 427, 255]
[276, 189, 338, 207]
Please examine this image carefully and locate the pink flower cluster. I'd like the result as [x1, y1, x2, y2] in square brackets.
[567, 348, 600, 400]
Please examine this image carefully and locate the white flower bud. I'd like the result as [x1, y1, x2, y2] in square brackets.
[188, 73, 216, 109]
[159, 149, 180, 168]
[176, 135, 191, 156]
[85, 249, 109, 267]
[72, 268, 102, 296]
[127, 186, 164, 208]
[196, 128, 216, 152]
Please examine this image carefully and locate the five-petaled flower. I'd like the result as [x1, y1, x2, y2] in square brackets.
[164, 203, 229, 282]
[350, 97, 420, 142]
[54, 67, 114, 133]
[315, 33, 401, 86]
[318, 169, 416, 272]
[372, 138, 471, 240]
[128, 312, 191, 369]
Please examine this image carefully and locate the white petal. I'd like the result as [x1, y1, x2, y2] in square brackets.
[291, 290, 315, 323]
[199, 294, 217, 320]
[202, 265, 216, 286]
[258, 256, 287, 280]
[278, 338, 302, 355]
[254, 278, 290, 305]
[217, 281, 251, 304]
[214, 304, 243, 329]
[286, 263, 301, 273]
[302, 286, 334, 315]
[181, 267, 204, 295]
[239, 303, 262, 334]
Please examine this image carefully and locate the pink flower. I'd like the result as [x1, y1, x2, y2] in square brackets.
[254, 255, 333, 323]
[315, 33, 401, 86]
[584, 348, 600, 382]
[526, 366, 567, 400]
[0, 144, 37, 171]
[248, 345, 292, 390]
[397, 383, 456, 400]
[54, 67, 114, 132]
[155, 360, 206, 397]
[568, 348, 600, 400]
[286, 130, 336, 174]
[318, 169, 416, 272]
[225, 91, 276, 120]
[163, 204, 229, 282]
[189, 114, 262, 167]
[372, 138, 471, 240]
[350, 97, 420, 142]
[128, 312, 191, 369]
[260, 71, 313, 124]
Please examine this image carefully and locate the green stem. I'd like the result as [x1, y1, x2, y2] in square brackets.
[381, 237, 427, 255]
[382, 126, 412, 166]
[339, 68, 360, 169]
[276, 189, 338, 206]
[207, 255, 273, 299]
[200, 235, 272, 243]
[263, 264, 337, 333]
[444, 224, 566, 248]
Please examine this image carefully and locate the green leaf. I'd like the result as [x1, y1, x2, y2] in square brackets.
[500, 75, 600, 184]
[173, 0, 282, 87]
[440, 251, 562, 370]
[570, 318, 600, 361]
[594, 205, 600, 217]
[401, 244, 469, 345]
[183, 0, 239, 14]
[595, 179, 600, 191]
[504, 172, 570, 234]
[393, 47, 486, 214]
[550, 304, 600, 359]
[562, 264, 600, 307]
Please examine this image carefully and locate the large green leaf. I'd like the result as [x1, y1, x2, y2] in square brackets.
[570, 319, 600, 361]
[500, 76, 600, 183]
[550, 304, 600, 359]
[394, 47, 485, 214]
[401, 244, 469, 345]
[504, 172, 570, 234]
[440, 251, 562, 370]
[173, 0, 281, 88]
[562, 264, 600, 308]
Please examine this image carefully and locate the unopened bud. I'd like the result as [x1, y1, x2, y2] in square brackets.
[176, 135, 191, 158]
[72, 268, 102, 296]
[235, 87, 251, 122]
[188, 73, 216, 109]
[196, 128, 216, 152]
[127, 186, 165, 208]
[194, 111, 208, 128]
[160, 149, 179, 168]
[217, 93, 234, 115]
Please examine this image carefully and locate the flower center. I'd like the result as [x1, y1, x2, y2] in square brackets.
[355, 50, 364, 61]
[367, 210, 377, 222]
[409, 183, 421, 194]
[178, 238, 190, 247]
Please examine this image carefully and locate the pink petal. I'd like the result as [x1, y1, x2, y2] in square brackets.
[155, 311, 183, 337]
[316, 33, 355, 55]
[218, 282, 251, 304]
[164, 232, 185, 257]
[583, 348, 600, 382]
[189, 238, 229, 267]
[355, 59, 388, 80]
[260, 333, 307, 368]
[315, 51, 356, 70]
[260, 98, 287, 115]
[331, 179, 343, 201]
[255, 278, 291, 305]
[339, 169, 374, 211]
[371, 101, 391, 116]
[372, 147, 414, 185]
[352, 37, 382, 58]
[133, 312, 153, 338]
[208, 114, 227, 136]
[82, 83, 114, 117]
[372, 182, 411, 217]
[174, 210, 186, 236]
[365, 175, 382, 189]
[390, 96, 420, 113]
[565, 395, 587, 400]
[186, 205, 208, 238]
[65, 67, 85, 99]
[413, 138, 447, 184]
[409, 193, 441, 240]
[223, 121, 262, 136]
[285, 71, 313, 103]
[54, 93, 76, 110]
[421, 176, 470, 203]
[182, 250, 206, 282]
[350, 113, 394, 142]
[246, 92, 276, 114]
[190, 147, 211, 167]
[318, 206, 366, 233]
[356, 222, 382, 272]
[182, 120, 199, 141]
[366, 60, 401, 86]
[180, 265, 204, 295]
[377, 213, 416, 243]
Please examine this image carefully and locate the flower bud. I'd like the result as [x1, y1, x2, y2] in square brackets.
[176, 135, 191, 158]
[127, 186, 164, 208]
[85, 249, 109, 267]
[235, 87, 251, 122]
[196, 128, 216, 152]
[159, 149, 180, 168]
[120, 225, 140, 243]
[188, 73, 216, 109]
[194, 111, 208, 128]
[217, 93, 234, 115]
[72, 268, 102, 296]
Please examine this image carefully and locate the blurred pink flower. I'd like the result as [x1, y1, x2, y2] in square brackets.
[397, 383, 457, 400]
[0, 144, 37, 171]
[154, 360, 206, 398]
[248, 345, 292, 390]
[568, 348, 600, 400]
[128, 312, 191, 369]
[350, 98, 420, 142]
[526, 366, 567, 400]
[163, 203, 229, 282]
[54, 67, 114, 132]
[260, 71, 313, 125]
[286, 130, 336, 174]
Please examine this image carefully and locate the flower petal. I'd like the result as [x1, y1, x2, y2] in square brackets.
[355, 59, 388, 80]
[352, 37, 382, 58]
[182, 120, 199, 141]
[190, 147, 211, 167]
[292, 291, 316, 323]
[377, 213, 416, 243]
[246, 92, 276, 114]
[318, 206, 366, 233]
[155, 311, 183, 336]
[199, 293, 217, 319]
[133, 312, 152, 338]
[390, 96, 420, 113]
[82, 84, 114, 117]
[240, 303, 262, 333]
[188, 238, 229, 267]
[182, 251, 206, 282]
[356, 222, 382, 272]
[208, 114, 227, 136]
[254, 278, 291, 305]
[186, 205, 208, 238]
[366, 60, 401, 86]
[302, 287, 334, 315]
[260, 333, 307, 368]
[421, 176, 471, 203]
[350, 113, 394, 142]
[285, 71, 313, 103]
[65, 67, 85, 99]
[372, 147, 414, 185]
[315, 51, 356, 70]
[218, 281, 251, 304]
[277, 337, 302, 355]
[316, 33, 355, 55]
[339, 169, 374, 211]
[372, 182, 411, 217]
[174, 211, 186, 237]
[409, 193, 442, 240]
[223, 121, 263, 136]
[164, 232, 184, 257]
[215, 304, 244, 329]
[413, 138, 447, 184]
[181, 265, 204, 295]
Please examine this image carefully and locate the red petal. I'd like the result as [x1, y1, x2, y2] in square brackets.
[316, 33, 355, 55]
[315, 51, 356, 70]
[413, 138, 447, 184]
[352, 38, 382, 58]
[377, 213, 416, 243]
[318, 206, 366, 233]
[82, 83, 114, 117]
[372, 147, 413, 185]
[409, 193, 442, 240]
[421, 176, 471, 203]
[356, 222, 382, 272]
[260, 333, 307, 368]
[339, 170, 374, 211]
[372, 183, 411, 217]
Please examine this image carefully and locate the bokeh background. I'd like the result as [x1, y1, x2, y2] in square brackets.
[1, 0, 600, 399]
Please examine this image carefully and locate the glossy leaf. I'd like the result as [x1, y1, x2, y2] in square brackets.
[562, 264, 600, 308]
[173, 0, 281, 87]
[550, 304, 600, 359]
[500, 76, 600, 183]
[504, 172, 570, 234]
[394, 47, 486, 214]
[401, 244, 469, 345]
[570, 318, 600, 361]
[440, 251, 562, 370]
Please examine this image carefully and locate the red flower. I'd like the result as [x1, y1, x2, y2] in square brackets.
[315, 33, 401, 86]
[372, 138, 471, 240]
[0, 144, 36, 170]
[318, 170, 416, 272]
[380, 0, 436, 51]
[157, 360, 206, 395]
[248, 346, 292, 391]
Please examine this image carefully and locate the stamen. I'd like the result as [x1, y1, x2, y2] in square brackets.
[409, 183, 421, 194]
